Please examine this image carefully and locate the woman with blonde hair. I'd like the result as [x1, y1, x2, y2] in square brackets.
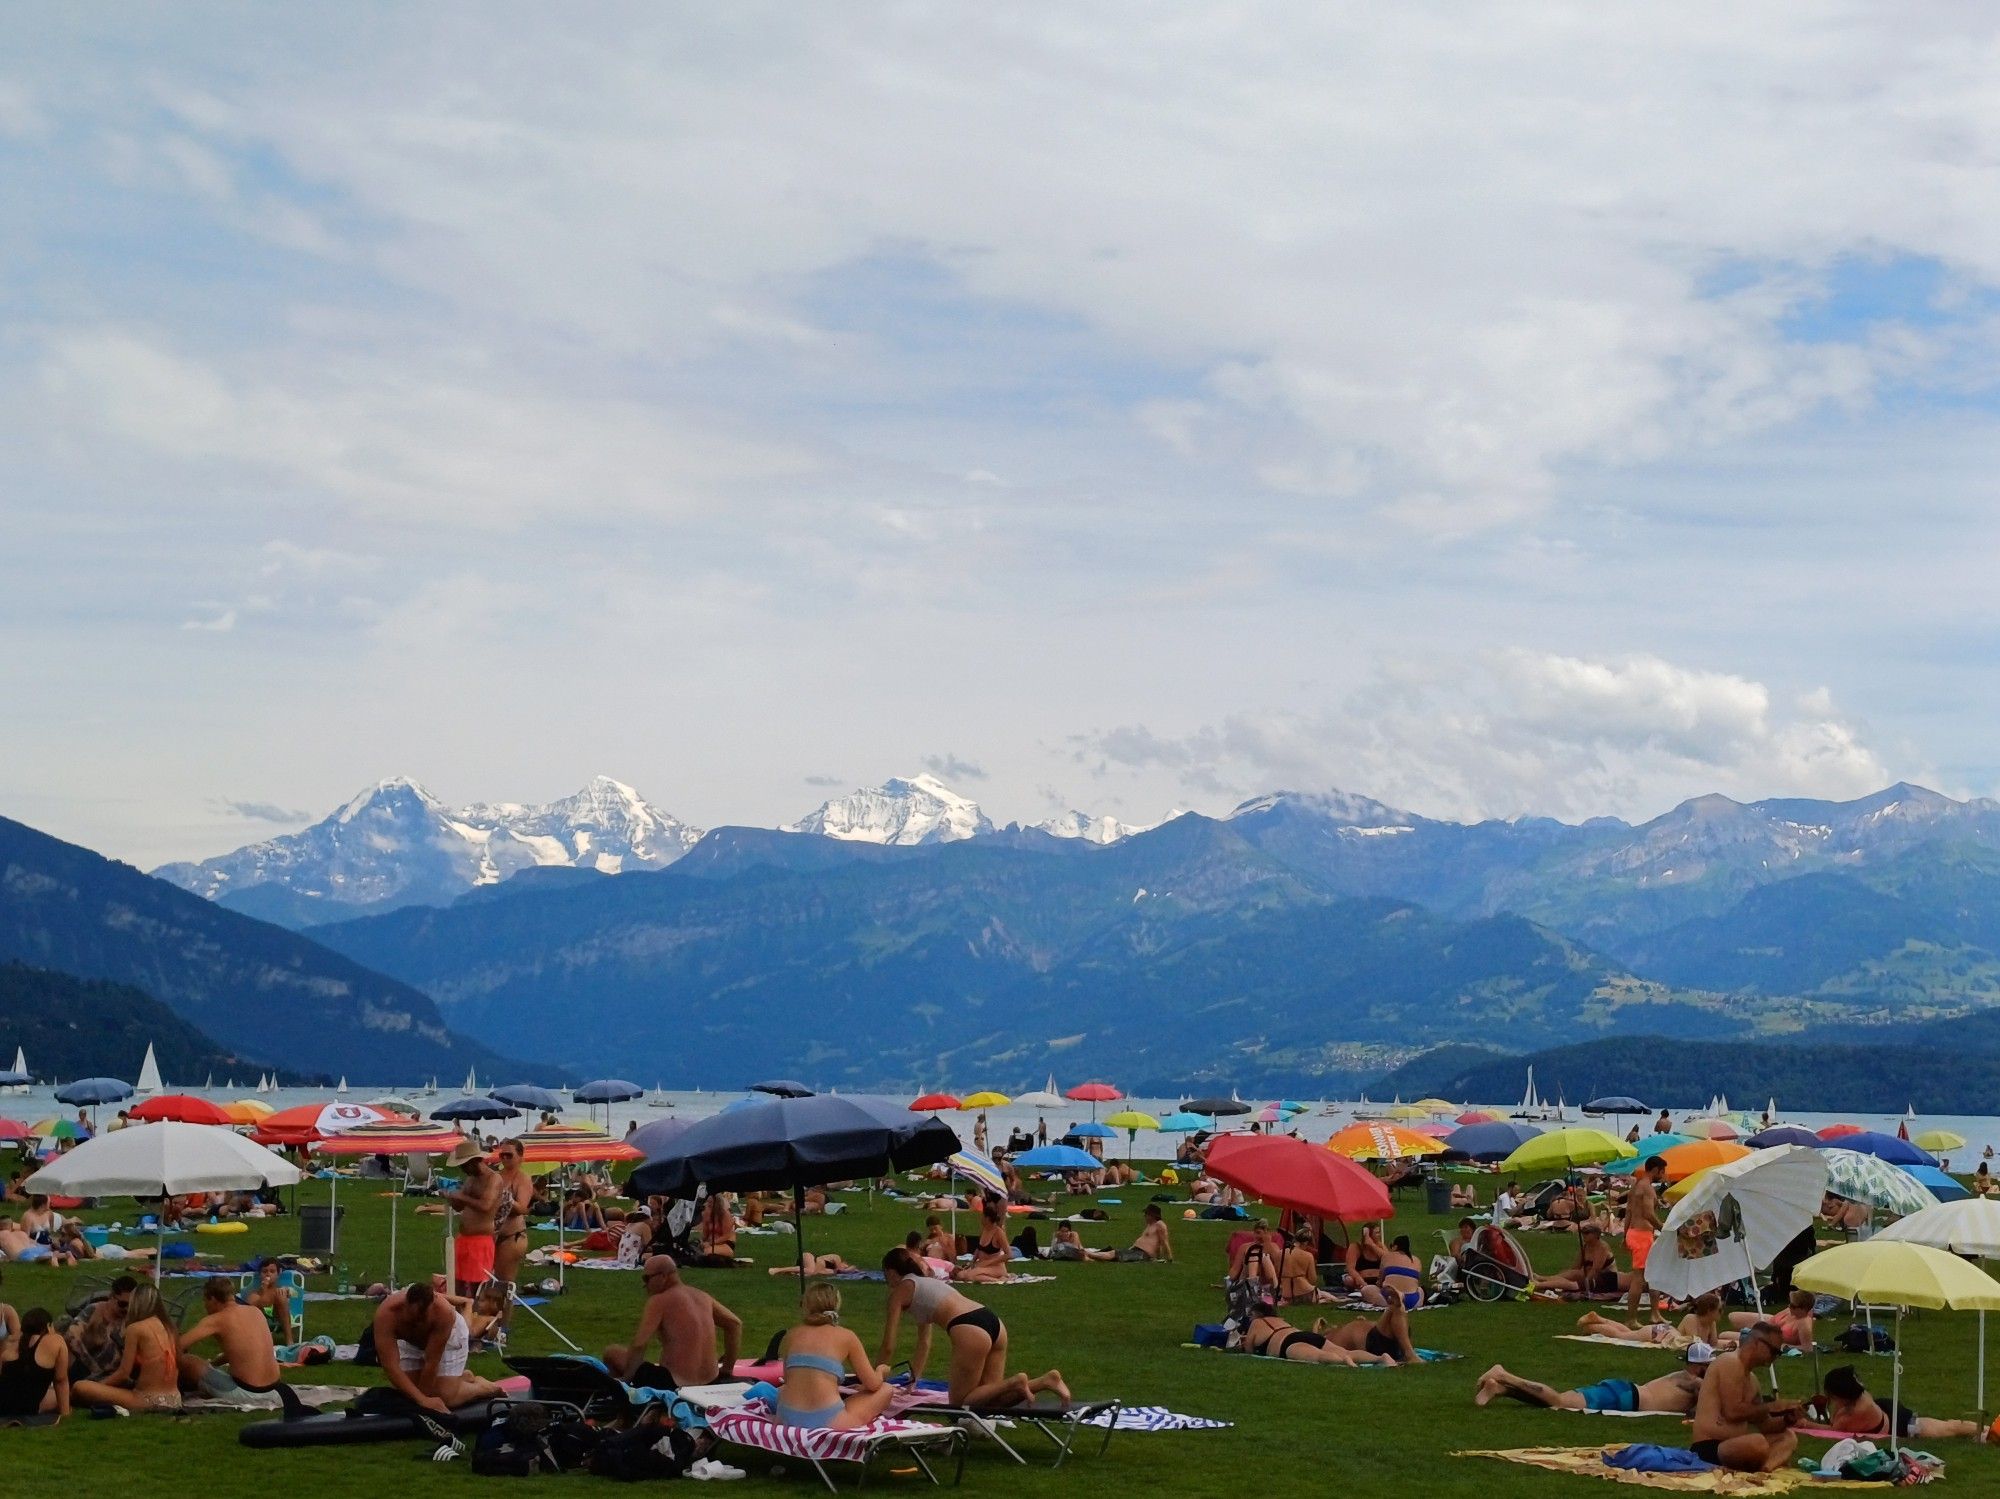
[73, 1283, 182, 1413]
[773, 1284, 895, 1430]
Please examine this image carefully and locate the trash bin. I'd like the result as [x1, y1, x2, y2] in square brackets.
[301, 1203, 344, 1255]
[1426, 1178, 1452, 1215]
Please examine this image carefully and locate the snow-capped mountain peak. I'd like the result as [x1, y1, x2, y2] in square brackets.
[1033, 810, 1147, 845]
[156, 776, 703, 920]
[784, 774, 994, 845]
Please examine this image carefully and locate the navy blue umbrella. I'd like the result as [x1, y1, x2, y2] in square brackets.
[54, 1077, 133, 1106]
[1182, 1097, 1250, 1117]
[1583, 1096, 1648, 1116]
[1012, 1144, 1100, 1171]
[574, 1079, 644, 1104]
[1441, 1120, 1544, 1161]
[1747, 1126, 1820, 1149]
[1823, 1131, 1936, 1168]
[432, 1096, 521, 1122]
[630, 1093, 959, 1281]
[750, 1079, 815, 1098]
[0, 1070, 29, 1087]
[626, 1116, 693, 1159]
[490, 1083, 565, 1112]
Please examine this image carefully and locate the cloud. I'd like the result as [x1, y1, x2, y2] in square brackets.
[802, 774, 845, 788]
[215, 797, 313, 824]
[179, 606, 236, 632]
[1079, 651, 1897, 823]
[921, 753, 989, 783]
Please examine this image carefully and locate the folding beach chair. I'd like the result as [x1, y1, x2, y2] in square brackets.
[707, 1402, 966, 1493]
[922, 1397, 1121, 1467]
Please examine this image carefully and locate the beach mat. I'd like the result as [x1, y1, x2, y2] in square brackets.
[1557, 1335, 1802, 1357]
[1182, 1343, 1459, 1364]
[183, 1383, 366, 1414]
[1457, 1447, 1877, 1492]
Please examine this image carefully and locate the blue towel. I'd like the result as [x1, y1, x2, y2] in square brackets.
[1604, 1444, 1714, 1473]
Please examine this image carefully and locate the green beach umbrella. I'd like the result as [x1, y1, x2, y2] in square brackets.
[1497, 1126, 1626, 1175]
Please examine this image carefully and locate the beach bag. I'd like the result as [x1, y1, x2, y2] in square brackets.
[1836, 1324, 1896, 1354]
[589, 1408, 698, 1481]
[472, 1401, 589, 1477]
[1838, 1448, 1904, 1482]
[1192, 1322, 1230, 1349]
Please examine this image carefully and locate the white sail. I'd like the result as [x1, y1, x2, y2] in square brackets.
[203, 1072, 213, 1089]
[136, 1043, 163, 1095]
[10, 1047, 24, 1074]
[336, 1075, 348, 1094]
[463, 1066, 477, 1094]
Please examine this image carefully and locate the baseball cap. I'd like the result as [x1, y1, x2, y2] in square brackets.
[1684, 1340, 1716, 1366]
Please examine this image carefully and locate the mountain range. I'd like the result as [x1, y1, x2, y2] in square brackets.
[0, 963, 289, 1086]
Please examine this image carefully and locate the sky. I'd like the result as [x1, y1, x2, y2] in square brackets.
[6, 4, 2000, 868]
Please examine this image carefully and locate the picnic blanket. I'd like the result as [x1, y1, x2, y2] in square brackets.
[1458, 1447, 1880, 1492]
[1557, 1335, 1803, 1357]
[1181, 1343, 1460, 1364]
[181, 1383, 364, 1414]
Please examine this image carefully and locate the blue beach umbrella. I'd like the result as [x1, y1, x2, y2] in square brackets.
[575, 1079, 644, 1104]
[1825, 1132, 1936, 1169]
[1157, 1111, 1208, 1132]
[1604, 1133, 1698, 1172]
[626, 1116, 692, 1158]
[1068, 1121, 1118, 1140]
[1901, 1165, 1971, 1203]
[1747, 1126, 1821, 1149]
[750, 1079, 815, 1098]
[1584, 1096, 1649, 1116]
[1012, 1144, 1102, 1171]
[54, 1077, 133, 1106]
[490, 1083, 565, 1112]
[1442, 1120, 1544, 1162]
[432, 1096, 521, 1122]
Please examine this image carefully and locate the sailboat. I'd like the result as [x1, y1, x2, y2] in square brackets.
[1510, 1067, 1540, 1120]
[463, 1066, 477, 1094]
[136, 1043, 163, 1095]
[203, 1072, 213, 1090]
[647, 1082, 672, 1109]
[5, 1046, 25, 1094]
[336, 1076, 348, 1095]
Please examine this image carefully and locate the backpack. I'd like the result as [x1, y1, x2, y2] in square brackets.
[471, 1401, 594, 1477]
[588, 1409, 700, 1481]
[1836, 1324, 1896, 1354]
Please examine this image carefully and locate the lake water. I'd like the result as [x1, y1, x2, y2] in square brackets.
[8, 1082, 1995, 1169]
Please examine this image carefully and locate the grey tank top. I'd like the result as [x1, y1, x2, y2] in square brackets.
[906, 1274, 954, 1325]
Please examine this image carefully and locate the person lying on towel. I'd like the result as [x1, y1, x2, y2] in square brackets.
[1473, 1340, 1713, 1413]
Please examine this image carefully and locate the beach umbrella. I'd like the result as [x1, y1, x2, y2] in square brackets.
[1651, 1140, 1751, 1183]
[1604, 1132, 1698, 1170]
[1254, 1103, 1286, 1124]
[1067, 1120, 1118, 1140]
[909, 1093, 960, 1112]
[514, 1123, 643, 1164]
[1104, 1109, 1159, 1160]
[1456, 1110, 1502, 1125]
[1498, 1127, 1627, 1175]
[1014, 1076, 1064, 1109]
[252, 1101, 388, 1146]
[1825, 1131, 1936, 1168]
[1382, 1103, 1429, 1121]
[1817, 1123, 1864, 1140]
[1205, 1134, 1391, 1223]
[1584, 1096, 1649, 1117]
[575, 1079, 644, 1104]
[626, 1116, 693, 1158]
[1326, 1122, 1445, 1161]
[431, 1096, 521, 1122]
[1064, 1080, 1123, 1107]
[364, 1096, 423, 1118]
[54, 1077, 133, 1107]
[127, 1094, 233, 1126]
[1410, 1121, 1453, 1138]
[1746, 1126, 1819, 1149]
[491, 1083, 565, 1113]
[957, 1091, 1011, 1110]
[947, 1150, 1006, 1198]
[27, 1121, 300, 1275]
[1649, 1145, 1828, 1302]
[1157, 1111, 1207, 1132]
[1013, 1144, 1102, 1171]
[1441, 1120, 1543, 1162]
[0, 1118, 28, 1140]
[1680, 1116, 1742, 1141]
[1914, 1130, 1967, 1154]
[630, 1094, 959, 1282]
[1875, 1197, 2000, 1407]
[1183, 1097, 1251, 1117]
[29, 1117, 87, 1141]
[1899, 1165, 1971, 1203]
[0, 1071, 29, 1087]
[1822, 1151, 1940, 1217]
[1413, 1098, 1456, 1114]
[750, 1080, 815, 1098]
[1795, 1241, 2000, 1452]
[316, 1119, 466, 1283]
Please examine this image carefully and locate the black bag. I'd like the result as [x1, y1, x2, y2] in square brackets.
[589, 1419, 697, 1480]
[470, 1401, 592, 1477]
[1836, 1323, 1896, 1354]
[351, 1323, 380, 1366]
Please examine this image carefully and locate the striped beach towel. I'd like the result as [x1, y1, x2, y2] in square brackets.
[709, 1405, 956, 1465]
[1080, 1405, 1231, 1432]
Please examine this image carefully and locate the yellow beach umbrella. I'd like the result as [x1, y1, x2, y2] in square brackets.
[1497, 1127, 1626, 1175]
[1382, 1103, 1428, 1121]
[221, 1099, 274, 1124]
[1104, 1110, 1159, 1131]
[1414, 1098, 1456, 1114]
[957, 1091, 1011, 1110]
[1325, 1122, 1445, 1161]
[1914, 1129, 1967, 1154]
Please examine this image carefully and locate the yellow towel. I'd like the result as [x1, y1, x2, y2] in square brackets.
[1457, 1447, 1880, 1493]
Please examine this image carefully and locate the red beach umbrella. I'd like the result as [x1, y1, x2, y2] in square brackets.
[1205, 1134, 1392, 1223]
[128, 1094, 234, 1126]
[909, 1093, 960, 1112]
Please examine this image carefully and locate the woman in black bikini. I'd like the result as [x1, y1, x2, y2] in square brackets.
[0, 1308, 69, 1421]
[953, 1197, 1011, 1284]
[1320, 1299, 1416, 1365]
[1246, 1312, 1391, 1365]
[879, 1249, 1069, 1407]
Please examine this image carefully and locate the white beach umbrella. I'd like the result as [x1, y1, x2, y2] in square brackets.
[26, 1122, 301, 1277]
[1822, 1150, 1939, 1217]
[1649, 1144, 1828, 1301]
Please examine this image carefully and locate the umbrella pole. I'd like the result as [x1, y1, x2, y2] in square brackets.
[1891, 1306, 1904, 1457]
[389, 1182, 399, 1286]
[1980, 1308, 1986, 1416]
[793, 1184, 807, 1303]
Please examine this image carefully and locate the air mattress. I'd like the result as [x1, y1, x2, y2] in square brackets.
[238, 1397, 501, 1448]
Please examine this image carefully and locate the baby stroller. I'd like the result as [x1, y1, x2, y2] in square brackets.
[1445, 1225, 1532, 1303]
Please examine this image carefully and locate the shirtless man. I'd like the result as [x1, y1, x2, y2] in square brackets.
[1475, 1340, 1713, 1411]
[1122, 1205, 1174, 1261]
[489, 1138, 535, 1336]
[373, 1282, 501, 1414]
[1690, 1323, 1802, 1473]
[1622, 1156, 1666, 1324]
[444, 1143, 501, 1298]
[177, 1275, 284, 1404]
[602, 1255, 743, 1387]
[1533, 1223, 1624, 1297]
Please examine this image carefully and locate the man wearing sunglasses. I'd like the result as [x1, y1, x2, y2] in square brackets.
[1690, 1321, 1803, 1472]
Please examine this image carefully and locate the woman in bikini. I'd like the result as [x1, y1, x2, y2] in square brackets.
[879, 1248, 1067, 1407]
[1319, 1300, 1416, 1365]
[1360, 1234, 1425, 1309]
[1727, 1288, 1814, 1348]
[1579, 1291, 1730, 1347]
[1246, 1310, 1393, 1365]
[953, 1197, 1011, 1283]
[1279, 1227, 1333, 1304]
[698, 1192, 738, 1266]
[73, 1284, 182, 1413]
[772, 1284, 895, 1429]
[0, 1307, 70, 1421]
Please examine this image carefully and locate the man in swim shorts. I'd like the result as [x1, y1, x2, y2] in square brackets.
[374, 1282, 502, 1413]
[445, 1142, 500, 1298]
[1622, 1155, 1666, 1326]
[176, 1275, 284, 1404]
[1473, 1341, 1713, 1412]
[1690, 1323, 1802, 1472]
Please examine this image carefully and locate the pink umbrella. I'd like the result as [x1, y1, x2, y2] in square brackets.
[1456, 1110, 1500, 1125]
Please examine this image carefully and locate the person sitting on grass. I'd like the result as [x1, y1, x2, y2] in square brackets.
[1578, 1291, 1728, 1348]
[1690, 1323, 1803, 1473]
[0, 1306, 68, 1422]
[879, 1248, 1068, 1408]
[373, 1282, 504, 1413]
[72, 1283, 183, 1414]
[920, 1217, 954, 1262]
[1359, 1234, 1424, 1309]
[1280, 1227, 1334, 1304]
[176, 1275, 289, 1406]
[1727, 1288, 1815, 1349]
[1316, 1299, 1418, 1365]
[953, 1197, 1012, 1283]
[772, 1284, 895, 1430]
[1530, 1223, 1624, 1298]
[562, 1184, 607, 1232]
[1808, 1364, 1986, 1442]
[1474, 1340, 1714, 1411]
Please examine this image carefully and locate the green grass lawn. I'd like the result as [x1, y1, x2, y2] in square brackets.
[11, 1172, 1998, 1494]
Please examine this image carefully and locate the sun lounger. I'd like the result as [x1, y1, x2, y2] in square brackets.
[707, 1401, 967, 1493]
[913, 1397, 1121, 1466]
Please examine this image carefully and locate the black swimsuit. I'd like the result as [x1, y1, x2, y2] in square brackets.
[0, 1335, 57, 1416]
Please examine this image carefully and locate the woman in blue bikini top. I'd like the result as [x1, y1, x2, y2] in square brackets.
[772, 1285, 896, 1430]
